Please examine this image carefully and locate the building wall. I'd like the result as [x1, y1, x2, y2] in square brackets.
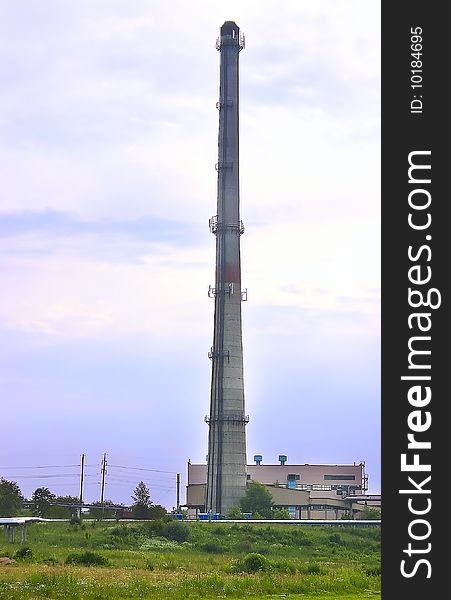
[247, 463, 364, 492]
[188, 462, 364, 492]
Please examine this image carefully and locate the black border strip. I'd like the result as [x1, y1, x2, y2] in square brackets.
[382, 2, 446, 596]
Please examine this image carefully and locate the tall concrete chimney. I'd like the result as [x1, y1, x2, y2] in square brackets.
[205, 21, 248, 515]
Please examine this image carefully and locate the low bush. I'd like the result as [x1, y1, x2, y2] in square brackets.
[300, 562, 324, 575]
[242, 552, 268, 573]
[226, 506, 245, 519]
[161, 521, 190, 542]
[328, 532, 343, 545]
[365, 564, 381, 576]
[41, 556, 58, 565]
[65, 551, 109, 566]
[142, 520, 164, 536]
[237, 539, 253, 552]
[201, 542, 224, 554]
[14, 546, 33, 560]
[111, 525, 131, 538]
[212, 526, 226, 535]
[271, 558, 297, 574]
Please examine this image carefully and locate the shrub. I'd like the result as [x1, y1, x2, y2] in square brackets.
[242, 552, 268, 573]
[201, 542, 224, 554]
[272, 508, 291, 519]
[328, 533, 343, 545]
[365, 564, 381, 576]
[238, 539, 253, 553]
[111, 525, 130, 538]
[148, 504, 167, 520]
[300, 562, 323, 575]
[41, 557, 58, 565]
[272, 558, 297, 574]
[142, 520, 164, 536]
[296, 536, 313, 547]
[145, 558, 155, 570]
[226, 506, 244, 519]
[14, 546, 33, 560]
[65, 551, 109, 566]
[161, 521, 190, 542]
[361, 506, 381, 520]
[213, 526, 225, 535]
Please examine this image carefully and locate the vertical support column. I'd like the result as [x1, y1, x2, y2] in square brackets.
[79, 453, 85, 520]
[176, 473, 181, 513]
[100, 453, 107, 520]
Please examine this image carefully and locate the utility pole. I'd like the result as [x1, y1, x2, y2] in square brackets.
[176, 473, 181, 513]
[79, 453, 85, 519]
[100, 453, 107, 519]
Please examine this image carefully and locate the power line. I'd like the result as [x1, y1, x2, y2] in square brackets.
[108, 464, 177, 474]
[1, 463, 179, 475]
[106, 474, 172, 483]
[0, 465, 80, 469]
[3, 474, 80, 479]
[107, 479, 174, 490]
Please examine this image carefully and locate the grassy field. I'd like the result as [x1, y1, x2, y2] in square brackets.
[0, 520, 380, 599]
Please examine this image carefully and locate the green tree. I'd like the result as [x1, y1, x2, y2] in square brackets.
[48, 495, 80, 518]
[88, 500, 116, 519]
[239, 481, 273, 518]
[360, 506, 381, 520]
[131, 481, 152, 519]
[148, 504, 167, 520]
[0, 478, 24, 517]
[226, 506, 245, 519]
[272, 508, 290, 519]
[31, 487, 56, 517]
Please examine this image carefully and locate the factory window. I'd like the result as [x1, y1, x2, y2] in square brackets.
[324, 475, 356, 481]
[287, 474, 300, 480]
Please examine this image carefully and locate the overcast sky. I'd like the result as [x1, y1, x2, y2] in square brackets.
[0, 1, 380, 508]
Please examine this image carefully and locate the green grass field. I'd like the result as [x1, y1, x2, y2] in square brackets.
[0, 520, 380, 599]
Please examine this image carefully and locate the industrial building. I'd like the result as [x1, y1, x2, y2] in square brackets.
[186, 457, 381, 519]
